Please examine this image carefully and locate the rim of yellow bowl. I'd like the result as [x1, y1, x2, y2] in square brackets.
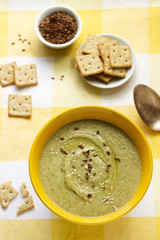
[29, 106, 153, 225]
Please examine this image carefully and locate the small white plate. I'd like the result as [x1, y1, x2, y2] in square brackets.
[78, 33, 135, 89]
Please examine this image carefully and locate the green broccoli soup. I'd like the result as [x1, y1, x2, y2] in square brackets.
[40, 119, 141, 217]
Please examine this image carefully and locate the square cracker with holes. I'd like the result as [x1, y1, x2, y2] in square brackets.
[15, 64, 38, 87]
[8, 94, 32, 118]
[103, 52, 126, 78]
[0, 62, 16, 87]
[98, 39, 119, 61]
[75, 48, 84, 69]
[82, 35, 100, 55]
[76, 54, 103, 77]
[94, 73, 112, 83]
[110, 45, 132, 68]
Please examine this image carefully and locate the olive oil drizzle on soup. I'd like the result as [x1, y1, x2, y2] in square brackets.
[40, 119, 141, 217]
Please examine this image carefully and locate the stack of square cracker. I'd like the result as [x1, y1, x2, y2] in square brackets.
[75, 35, 132, 84]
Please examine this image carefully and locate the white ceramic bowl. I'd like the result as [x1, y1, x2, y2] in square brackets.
[35, 5, 82, 49]
[78, 34, 135, 89]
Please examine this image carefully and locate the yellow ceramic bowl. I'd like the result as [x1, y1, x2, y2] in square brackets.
[29, 106, 153, 225]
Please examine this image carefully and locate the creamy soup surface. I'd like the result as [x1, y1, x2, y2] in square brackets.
[40, 119, 141, 217]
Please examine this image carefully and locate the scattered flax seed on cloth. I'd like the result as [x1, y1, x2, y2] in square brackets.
[10, 34, 31, 52]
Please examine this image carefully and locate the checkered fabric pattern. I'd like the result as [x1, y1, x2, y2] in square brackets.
[0, 0, 160, 239]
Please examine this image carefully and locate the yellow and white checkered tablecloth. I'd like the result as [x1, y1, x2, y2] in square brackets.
[0, 0, 160, 239]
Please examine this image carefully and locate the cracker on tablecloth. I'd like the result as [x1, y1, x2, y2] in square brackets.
[17, 196, 34, 215]
[8, 94, 32, 118]
[76, 54, 103, 77]
[0, 62, 16, 87]
[20, 182, 29, 198]
[0, 181, 18, 208]
[15, 64, 38, 87]
[110, 45, 132, 68]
